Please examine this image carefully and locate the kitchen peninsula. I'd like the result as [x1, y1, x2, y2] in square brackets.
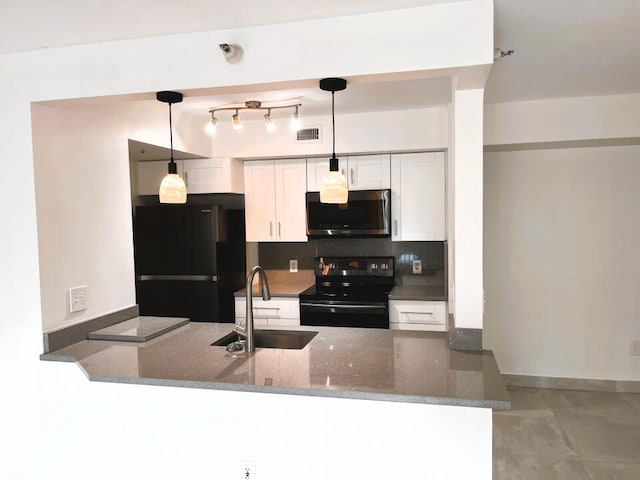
[41, 319, 507, 478]
[41, 321, 509, 409]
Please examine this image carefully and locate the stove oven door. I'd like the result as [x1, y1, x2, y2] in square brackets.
[299, 300, 389, 329]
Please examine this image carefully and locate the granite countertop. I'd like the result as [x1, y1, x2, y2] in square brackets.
[42, 322, 510, 410]
[234, 282, 313, 297]
[389, 285, 447, 301]
[234, 269, 314, 297]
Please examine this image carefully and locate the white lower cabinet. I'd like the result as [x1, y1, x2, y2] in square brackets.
[389, 300, 447, 331]
[234, 297, 300, 327]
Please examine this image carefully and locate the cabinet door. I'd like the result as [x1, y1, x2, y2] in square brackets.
[306, 157, 345, 192]
[347, 154, 391, 190]
[274, 159, 307, 241]
[391, 152, 445, 241]
[136, 160, 183, 196]
[244, 160, 277, 242]
[183, 158, 243, 194]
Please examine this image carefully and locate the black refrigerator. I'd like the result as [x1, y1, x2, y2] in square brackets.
[134, 204, 246, 322]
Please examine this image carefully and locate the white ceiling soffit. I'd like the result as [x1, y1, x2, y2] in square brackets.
[129, 140, 205, 163]
[0, 0, 466, 55]
[486, 0, 640, 104]
[4, 1, 637, 106]
[180, 77, 453, 119]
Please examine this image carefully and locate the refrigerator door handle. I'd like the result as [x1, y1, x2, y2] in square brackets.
[138, 275, 218, 282]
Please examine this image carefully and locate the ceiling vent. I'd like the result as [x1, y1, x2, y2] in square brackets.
[296, 125, 322, 144]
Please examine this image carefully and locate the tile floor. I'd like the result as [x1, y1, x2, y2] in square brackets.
[493, 387, 640, 479]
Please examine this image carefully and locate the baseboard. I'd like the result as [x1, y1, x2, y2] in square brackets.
[503, 374, 640, 394]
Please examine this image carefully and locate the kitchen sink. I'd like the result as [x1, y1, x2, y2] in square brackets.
[211, 329, 318, 350]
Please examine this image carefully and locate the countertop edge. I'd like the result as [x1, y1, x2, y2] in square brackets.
[388, 285, 448, 301]
[84, 372, 510, 410]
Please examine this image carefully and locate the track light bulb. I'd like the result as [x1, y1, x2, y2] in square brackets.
[264, 112, 276, 132]
[206, 116, 217, 135]
[232, 111, 243, 131]
[290, 107, 301, 131]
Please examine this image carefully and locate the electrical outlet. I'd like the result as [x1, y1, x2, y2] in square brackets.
[289, 259, 298, 273]
[240, 460, 256, 480]
[69, 285, 87, 313]
[412, 259, 422, 274]
[631, 340, 640, 356]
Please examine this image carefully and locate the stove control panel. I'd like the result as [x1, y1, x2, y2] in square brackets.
[315, 256, 394, 277]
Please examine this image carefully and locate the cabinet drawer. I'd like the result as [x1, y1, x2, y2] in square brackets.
[235, 297, 300, 321]
[389, 300, 447, 331]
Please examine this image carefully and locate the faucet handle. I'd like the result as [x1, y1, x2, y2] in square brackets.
[233, 325, 247, 338]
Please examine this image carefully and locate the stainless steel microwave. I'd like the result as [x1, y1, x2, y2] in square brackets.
[305, 189, 391, 238]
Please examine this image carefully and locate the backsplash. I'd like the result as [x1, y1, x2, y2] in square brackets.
[257, 240, 446, 285]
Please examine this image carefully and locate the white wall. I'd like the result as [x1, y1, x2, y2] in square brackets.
[32, 102, 211, 332]
[483, 94, 640, 381]
[484, 93, 640, 146]
[0, 2, 493, 479]
[210, 107, 449, 158]
[450, 88, 485, 329]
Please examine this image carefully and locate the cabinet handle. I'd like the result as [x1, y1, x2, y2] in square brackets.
[269, 221, 273, 237]
[350, 168, 355, 185]
[184, 171, 189, 188]
[278, 222, 282, 238]
[394, 220, 398, 236]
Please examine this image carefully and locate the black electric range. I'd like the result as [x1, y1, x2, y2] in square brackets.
[299, 256, 394, 329]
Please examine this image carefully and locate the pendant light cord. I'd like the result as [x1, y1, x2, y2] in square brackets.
[169, 102, 174, 164]
[331, 91, 336, 159]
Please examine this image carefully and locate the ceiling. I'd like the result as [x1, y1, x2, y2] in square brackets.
[2, 0, 638, 110]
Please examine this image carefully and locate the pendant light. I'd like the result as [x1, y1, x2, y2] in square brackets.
[157, 91, 187, 204]
[319, 78, 348, 204]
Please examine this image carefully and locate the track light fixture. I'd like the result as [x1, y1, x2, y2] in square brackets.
[206, 101, 302, 135]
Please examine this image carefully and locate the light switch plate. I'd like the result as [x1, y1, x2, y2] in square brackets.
[412, 260, 422, 274]
[631, 340, 640, 355]
[289, 259, 298, 273]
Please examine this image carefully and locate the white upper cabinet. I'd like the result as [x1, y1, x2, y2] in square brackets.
[391, 152, 446, 241]
[306, 154, 390, 191]
[244, 158, 307, 242]
[136, 157, 243, 196]
[136, 160, 183, 196]
[183, 158, 244, 194]
[346, 154, 391, 190]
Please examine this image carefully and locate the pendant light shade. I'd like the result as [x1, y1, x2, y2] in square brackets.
[157, 91, 187, 204]
[319, 78, 348, 204]
[320, 170, 348, 203]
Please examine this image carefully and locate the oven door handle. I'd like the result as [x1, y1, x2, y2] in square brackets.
[300, 302, 386, 311]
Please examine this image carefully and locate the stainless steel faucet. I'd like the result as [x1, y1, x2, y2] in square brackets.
[234, 265, 271, 352]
